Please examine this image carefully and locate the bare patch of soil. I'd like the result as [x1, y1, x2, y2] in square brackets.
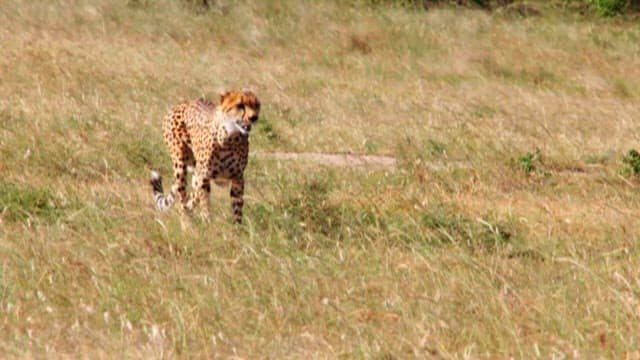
[254, 152, 397, 167]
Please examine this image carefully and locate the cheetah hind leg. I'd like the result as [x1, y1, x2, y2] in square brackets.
[186, 171, 211, 222]
[150, 171, 174, 211]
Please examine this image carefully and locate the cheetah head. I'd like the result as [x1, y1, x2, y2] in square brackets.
[218, 90, 260, 136]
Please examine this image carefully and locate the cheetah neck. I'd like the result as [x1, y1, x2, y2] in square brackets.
[215, 110, 248, 145]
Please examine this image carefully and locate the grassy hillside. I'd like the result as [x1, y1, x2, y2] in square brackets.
[1, 0, 640, 357]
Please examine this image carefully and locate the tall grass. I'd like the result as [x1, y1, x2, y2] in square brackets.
[1, 0, 640, 357]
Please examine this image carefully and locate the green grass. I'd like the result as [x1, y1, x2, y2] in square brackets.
[588, 0, 630, 16]
[621, 149, 640, 176]
[0, 180, 65, 223]
[1, 0, 640, 357]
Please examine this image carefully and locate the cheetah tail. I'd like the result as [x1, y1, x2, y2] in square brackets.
[150, 171, 172, 211]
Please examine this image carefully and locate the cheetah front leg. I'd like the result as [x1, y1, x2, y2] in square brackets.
[230, 178, 245, 224]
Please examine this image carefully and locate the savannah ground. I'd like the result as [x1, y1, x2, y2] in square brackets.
[1, 0, 640, 358]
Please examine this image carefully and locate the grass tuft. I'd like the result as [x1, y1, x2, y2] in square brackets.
[588, 0, 630, 16]
[419, 205, 515, 251]
[512, 150, 541, 174]
[0, 180, 70, 223]
[621, 149, 640, 176]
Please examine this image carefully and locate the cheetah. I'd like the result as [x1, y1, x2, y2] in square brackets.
[150, 90, 260, 223]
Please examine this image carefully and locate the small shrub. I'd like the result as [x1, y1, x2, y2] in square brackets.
[588, 0, 629, 16]
[513, 150, 540, 174]
[621, 149, 640, 176]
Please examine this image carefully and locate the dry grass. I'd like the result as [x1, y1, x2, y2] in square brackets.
[1, 0, 640, 358]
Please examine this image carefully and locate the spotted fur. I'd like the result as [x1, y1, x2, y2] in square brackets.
[150, 91, 260, 223]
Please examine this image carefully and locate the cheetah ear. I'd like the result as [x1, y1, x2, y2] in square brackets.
[218, 91, 231, 105]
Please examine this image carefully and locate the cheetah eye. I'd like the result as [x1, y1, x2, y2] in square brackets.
[236, 104, 245, 111]
[249, 115, 258, 123]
